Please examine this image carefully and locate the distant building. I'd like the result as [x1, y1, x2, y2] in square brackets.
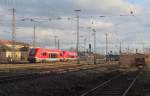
[0, 40, 30, 63]
[0, 40, 30, 50]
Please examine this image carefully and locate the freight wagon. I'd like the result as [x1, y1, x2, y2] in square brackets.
[119, 53, 146, 69]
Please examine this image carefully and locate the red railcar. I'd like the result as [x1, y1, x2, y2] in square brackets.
[28, 48, 77, 63]
[63, 51, 78, 61]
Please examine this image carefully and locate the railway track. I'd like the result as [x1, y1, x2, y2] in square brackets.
[0, 61, 101, 73]
[0, 64, 116, 84]
[80, 71, 141, 96]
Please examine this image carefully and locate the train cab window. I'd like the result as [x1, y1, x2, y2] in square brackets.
[42, 52, 47, 56]
[51, 53, 57, 58]
[30, 49, 36, 55]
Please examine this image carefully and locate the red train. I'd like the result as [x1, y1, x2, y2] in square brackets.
[28, 48, 78, 63]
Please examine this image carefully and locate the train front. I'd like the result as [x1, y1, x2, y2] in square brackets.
[28, 48, 38, 63]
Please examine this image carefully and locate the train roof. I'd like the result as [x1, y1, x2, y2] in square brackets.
[31, 47, 63, 52]
[30, 48, 77, 54]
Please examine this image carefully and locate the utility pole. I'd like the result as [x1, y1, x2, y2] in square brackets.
[30, 19, 40, 48]
[75, 9, 81, 64]
[12, 8, 16, 63]
[142, 42, 145, 54]
[87, 27, 92, 54]
[33, 23, 36, 47]
[49, 34, 51, 49]
[54, 36, 57, 49]
[58, 39, 60, 49]
[119, 41, 122, 54]
[93, 29, 96, 64]
[84, 38, 87, 53]
[106, 33, 108, 62]
[21, 18, 39, 47]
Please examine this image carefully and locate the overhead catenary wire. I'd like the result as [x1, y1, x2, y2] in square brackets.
[0, 0, 149, 52]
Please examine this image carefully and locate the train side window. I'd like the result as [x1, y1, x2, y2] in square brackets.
[42, 52, 47, 56]
[60, 53, 63, 56]
[49, 54, 51, 58]
[51, 53, 57, 58]
[71, 56, 74, 58]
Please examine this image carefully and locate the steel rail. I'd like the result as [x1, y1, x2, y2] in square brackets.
[80, 74, 121, 96]
[80, 71, 141, 96]
[0, 64, 117, 84]
[121, 72, 141, 96]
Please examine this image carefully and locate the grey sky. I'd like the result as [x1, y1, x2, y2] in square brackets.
[0, 0, 150, 53]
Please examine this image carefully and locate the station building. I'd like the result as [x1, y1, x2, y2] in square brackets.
[0, 40, 30, 63]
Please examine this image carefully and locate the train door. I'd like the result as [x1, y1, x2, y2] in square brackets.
[40, 52, 48, 62]
[49, 53, 60, 62]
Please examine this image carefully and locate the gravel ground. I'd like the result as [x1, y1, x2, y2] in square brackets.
[143, 71, 150, 96]
[0, 64, 120, 96]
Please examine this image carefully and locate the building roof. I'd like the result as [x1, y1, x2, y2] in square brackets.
[0, 40, 30, 46]
[0, 40, 30, 51]
[0, 45, 13, 51]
